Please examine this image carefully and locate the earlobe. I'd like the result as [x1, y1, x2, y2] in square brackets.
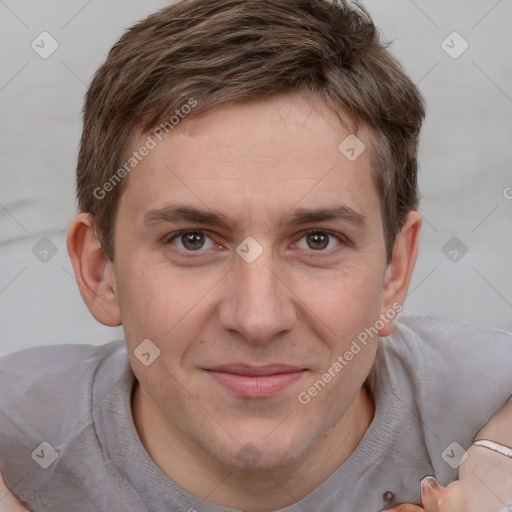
[378, 211, 422, 337]
[66, 212, 122, 327]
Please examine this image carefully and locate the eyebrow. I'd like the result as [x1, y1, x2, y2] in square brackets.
[143, 204, 367, 231]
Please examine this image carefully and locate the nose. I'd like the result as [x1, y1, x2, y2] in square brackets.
[217, 250, 297, 345]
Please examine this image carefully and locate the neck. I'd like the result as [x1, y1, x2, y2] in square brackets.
[132, 382, 374, 511]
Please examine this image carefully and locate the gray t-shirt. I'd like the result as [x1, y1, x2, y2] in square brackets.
[1, 315, 511, 512]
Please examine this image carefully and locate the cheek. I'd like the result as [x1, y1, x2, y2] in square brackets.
[115, 255, 221, 346]
[297, 264, 385, 346]
[293, 267, 383, 408]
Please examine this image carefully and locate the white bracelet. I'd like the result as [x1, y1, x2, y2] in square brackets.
[473, 439, 512, 459]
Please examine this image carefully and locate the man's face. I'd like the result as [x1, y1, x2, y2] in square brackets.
[111, 93, 392, 471]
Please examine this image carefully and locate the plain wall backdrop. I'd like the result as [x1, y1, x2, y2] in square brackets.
[0, 0, 511, 356]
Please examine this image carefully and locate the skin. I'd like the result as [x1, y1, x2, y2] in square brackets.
[3, 407, 512, 512]
[0, 471, 31, 512]
[4, 411, 512, 512]
[1, 92, 422, 512]
[2, 91, 509, 512]
[386, 398, 512, 512]
[66, 92, 421, 510]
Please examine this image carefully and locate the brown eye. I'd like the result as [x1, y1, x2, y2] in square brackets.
[181, 231, 205, 250]
[306, 231, 330, 250]
[293, 229, 348, 255]
[168, 230, 215, 252]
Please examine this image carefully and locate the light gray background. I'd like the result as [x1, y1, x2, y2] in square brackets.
[1, 0, 511, 356]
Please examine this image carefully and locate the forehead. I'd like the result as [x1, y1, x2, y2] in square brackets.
[118, 93, 380, 230]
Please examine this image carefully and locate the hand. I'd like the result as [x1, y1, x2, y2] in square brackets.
[385, 472, 512, 512]
[384, 504, 424, 512]
[383, 476, 463, 512]
[386, 397, 512, 512]
[0, 471, 31, 512]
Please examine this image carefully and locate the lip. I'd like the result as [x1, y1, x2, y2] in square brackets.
[204, 364, 307, 398]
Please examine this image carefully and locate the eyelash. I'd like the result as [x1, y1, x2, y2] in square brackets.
[164, 229, 350, 259]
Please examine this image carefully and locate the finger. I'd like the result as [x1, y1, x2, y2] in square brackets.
[420, 476, 462, 512]
[0, 471, 31, 512]
[383, 505, 425, 512]
[420, 476, 446, 511]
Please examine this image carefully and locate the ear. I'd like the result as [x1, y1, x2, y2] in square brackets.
[66, 212, 122, 327]
[378, 211, 422, 337]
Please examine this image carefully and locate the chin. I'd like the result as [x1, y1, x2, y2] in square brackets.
[214, 431, 313, 472]
[230, 450, 302, 472]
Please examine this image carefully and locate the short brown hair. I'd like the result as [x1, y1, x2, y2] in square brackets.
[77, 0, 425, 262]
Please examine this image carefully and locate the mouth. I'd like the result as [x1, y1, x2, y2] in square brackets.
[203, 364, 307, 398]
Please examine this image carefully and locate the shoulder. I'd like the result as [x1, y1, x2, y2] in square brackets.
[0, 340, 129, 452]
[0, 340, 127, 401]
[385, 314, 512, 391]
[0, 340, 137, 510]
[385, 313, 512, 355]
[381, 314, 512, 476]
